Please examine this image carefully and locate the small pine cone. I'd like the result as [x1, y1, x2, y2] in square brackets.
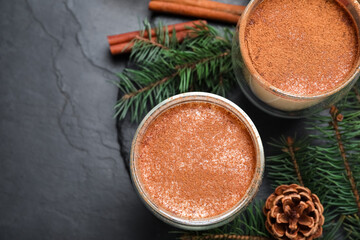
[264, 184, 324, 240]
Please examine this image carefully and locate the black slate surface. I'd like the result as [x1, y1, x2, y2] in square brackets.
[1, 0, 307, 239]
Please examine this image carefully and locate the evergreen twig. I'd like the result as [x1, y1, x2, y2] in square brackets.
[306, 83, 360, 238]
[329, 105, 360, 214]
[282, 136, 304, 186]
[134, 36, 170, 50]
[307, 83, 360, 216]
[267, 136, 310, 189]
[114, 21, 234, 122]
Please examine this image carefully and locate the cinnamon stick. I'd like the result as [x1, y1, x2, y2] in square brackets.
[107, 20, 206, 46]
[151, 0, 245, 15]
[109, 29, 195, 55]
[149, 1, 240, 24]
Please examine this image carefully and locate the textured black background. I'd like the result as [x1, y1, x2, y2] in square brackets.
[0, 0, 306, 239]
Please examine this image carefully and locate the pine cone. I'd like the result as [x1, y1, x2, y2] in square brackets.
[264, 184, 324, 240]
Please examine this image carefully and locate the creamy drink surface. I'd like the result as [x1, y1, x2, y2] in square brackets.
[135, 102, 256, 219]
[245, 0, 359, 96]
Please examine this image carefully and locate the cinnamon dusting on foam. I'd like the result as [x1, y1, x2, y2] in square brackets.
[245, 0, 359, 96]
[135, 102, 256, 219]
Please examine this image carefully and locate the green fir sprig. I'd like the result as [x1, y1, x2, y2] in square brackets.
[266, 136, 310, 188]
[114, 21, 234, 122]
[307, 84, 360, 216]
[307, 84, 360, 238]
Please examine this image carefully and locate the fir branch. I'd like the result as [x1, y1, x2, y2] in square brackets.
[121, 71, 177, 100]
[114, 21, 234, 121]
[134, 36, 170, 50]
[304, 85, 360, 238]
[176, 51, 230, 70]
[267, 136, 310, 189]
[282, 136, 304, 186]
[306, 85, 360, 216]
[329, 105, 360, 214]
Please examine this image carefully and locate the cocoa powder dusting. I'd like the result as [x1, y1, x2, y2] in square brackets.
[245, 0, 359, 95]
[136, 102, 256, 219]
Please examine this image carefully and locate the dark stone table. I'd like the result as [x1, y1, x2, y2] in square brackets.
[0, 0, 305, 239]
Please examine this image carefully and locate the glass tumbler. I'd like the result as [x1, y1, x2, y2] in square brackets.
[130, 92, 264, 230]
[232, 0, 360, 118]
